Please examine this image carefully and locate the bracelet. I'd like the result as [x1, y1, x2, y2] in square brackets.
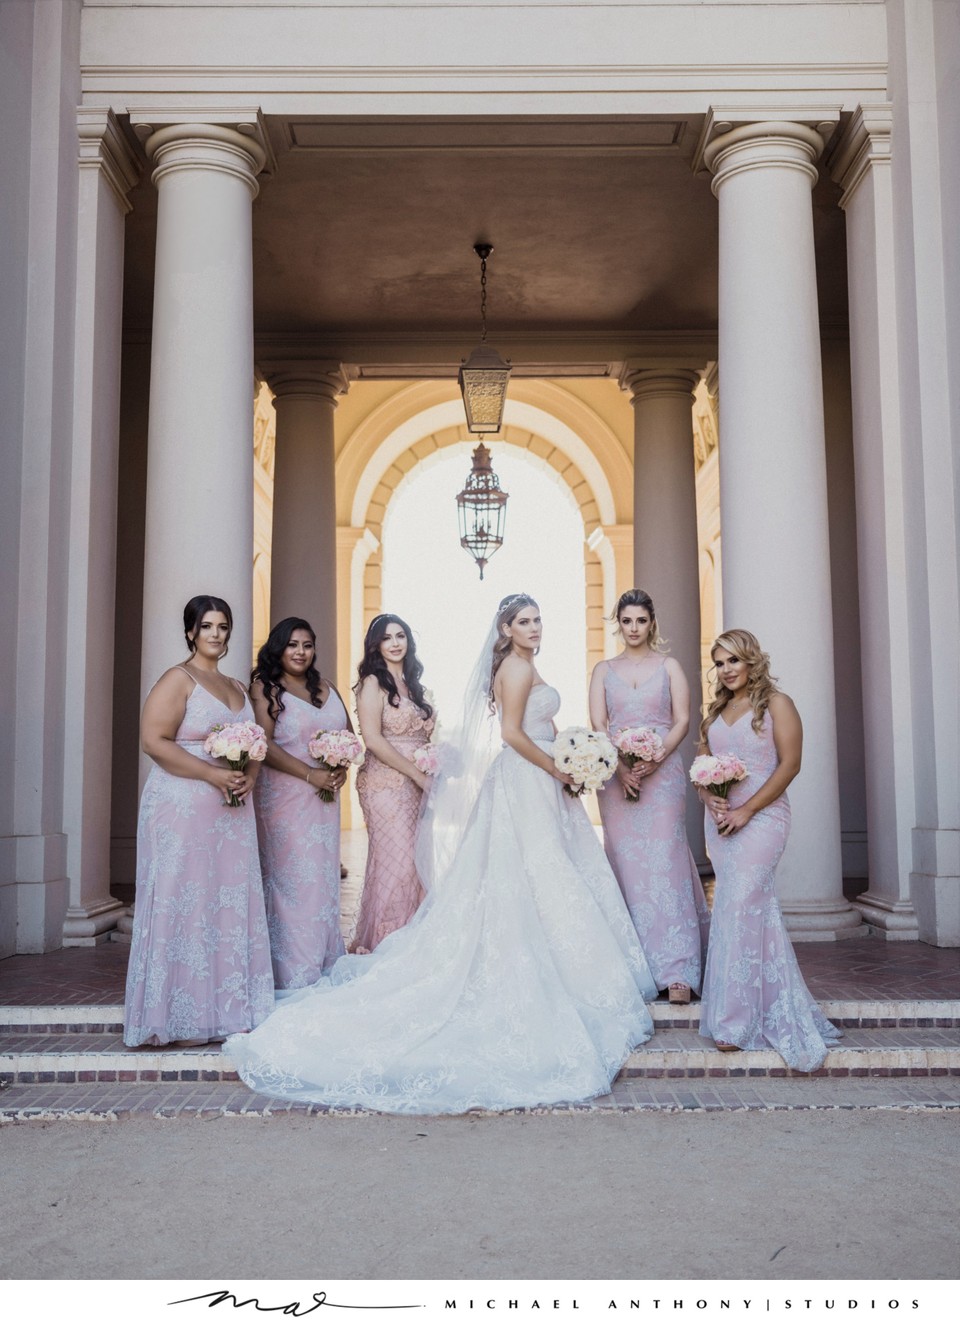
[305, 771, 313, 787]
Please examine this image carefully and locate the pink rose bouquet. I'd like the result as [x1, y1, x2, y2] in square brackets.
[307, 728, 365, 802]
[688, 753, 749, 799]
[553, 727, 619, 798]
[412, 744, 441, 777]
[614, 726, 666, 801]
[204, 720, 268, 806]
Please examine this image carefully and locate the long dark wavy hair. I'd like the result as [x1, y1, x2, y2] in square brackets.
[183, 595, 233, 656]
[354, 613, 433, 718]
[252, 617, 326, 721]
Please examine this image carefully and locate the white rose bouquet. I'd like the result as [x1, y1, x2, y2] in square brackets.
[552, 727, 618, 798]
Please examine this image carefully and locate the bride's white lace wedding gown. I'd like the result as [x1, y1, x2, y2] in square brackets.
[225, 684, 657, 1113]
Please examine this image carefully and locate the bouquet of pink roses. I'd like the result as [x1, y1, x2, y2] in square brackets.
[204, 720, 268, 806]
[553, 727, 619, 798]
[412, 743, 441, 777]
[307, 728, 364, 802]
[688, 753, 749, 799]
[614, 726, 666, 800]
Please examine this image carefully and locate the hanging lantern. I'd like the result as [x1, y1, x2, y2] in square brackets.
[456, 443, 509, 580]
[459, 243, 511, 434]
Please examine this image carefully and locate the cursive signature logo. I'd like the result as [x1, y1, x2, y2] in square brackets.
[169, 1289, 423, 1315]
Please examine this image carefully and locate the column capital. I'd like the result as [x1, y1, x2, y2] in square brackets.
[264, 362, 350, 407]
[619, 365, 700, 403]
[135, 116, 271, 198]
[694, 106, 841, 195]
[827, 103, 893, 210]
[702, 361, 719, 408]
[77, 108, 141, 214]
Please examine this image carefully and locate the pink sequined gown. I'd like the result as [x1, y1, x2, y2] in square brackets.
[597, 658, 709, 992]
[124, 680, 275, 1046]
[254, 689, 347, 989]
[700, 710, 840, 1070]
[352, 693, 435, 951]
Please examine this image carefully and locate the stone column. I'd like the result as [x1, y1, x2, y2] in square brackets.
[620, 367, 706, 865]
[139, 122, 265, 708]
[62, 111, 139, 944]
[265, 365, 348, 681]
[828, 106, 921, 937]
[701, 113, 864, 938]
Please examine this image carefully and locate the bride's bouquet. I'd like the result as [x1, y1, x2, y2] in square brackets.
[614, 726, 666, 801]
[307, 728, 365, 802]
[204, 720, 268, 806]
[553, 727, 618, 798]
[689, 753, 749, 799]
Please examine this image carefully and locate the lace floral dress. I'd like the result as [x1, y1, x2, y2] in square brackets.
[700, 710, 840, 1070]
[124, 680, 275, 1046]
[225, 684, 657, 1113]
[254, 689, 347, 988]
[352, 692, 435, 951]
[597, 659, 709, 992]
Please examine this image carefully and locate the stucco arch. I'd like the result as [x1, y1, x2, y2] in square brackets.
[334, 380, 635, 715]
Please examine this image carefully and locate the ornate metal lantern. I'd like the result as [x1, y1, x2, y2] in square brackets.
[459, 243, 511, 434]
[456, 443, 509, 580]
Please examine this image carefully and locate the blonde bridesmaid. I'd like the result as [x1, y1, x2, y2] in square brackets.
[351, 613, 434, 952]
[589, 588, 708, 1003]
[250, 617, 351, 989]
[697, 628, 840, 1068]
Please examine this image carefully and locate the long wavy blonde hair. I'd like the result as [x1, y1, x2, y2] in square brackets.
[700, 628, 779, 744]
[487, 593, 538, 711]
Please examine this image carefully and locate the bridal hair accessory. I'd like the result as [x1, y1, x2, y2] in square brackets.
[498, 592, 534, 613]
[368, 612, 394, 630]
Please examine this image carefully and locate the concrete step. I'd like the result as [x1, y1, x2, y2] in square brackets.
[2, 998, 959, 1037]
[1, 1024, 958, 1087]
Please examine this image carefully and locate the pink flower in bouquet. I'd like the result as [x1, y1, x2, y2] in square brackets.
[689, 753, 749, 798]
[203, 720, 268, 806]
[614, 726, 666, 800]
[412, 744, 440, 777]
[307, 728, 364, 802]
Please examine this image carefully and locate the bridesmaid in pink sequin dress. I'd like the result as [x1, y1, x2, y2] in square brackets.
[590, 589, 709, 1003]
[251, 618, 352, 988]
[124, 596, 274, 1047]
[351, 613, 435, 952]
[696, 629, 840, 1070]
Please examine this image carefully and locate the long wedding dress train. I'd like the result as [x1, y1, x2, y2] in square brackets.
[225, 685, 657, 1113]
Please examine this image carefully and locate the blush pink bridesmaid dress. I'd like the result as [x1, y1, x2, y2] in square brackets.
[597, 658, 709, 993]
[124, 678, 275, 1046]
[254, 688, 348, 988]
[700, 709, 841, 1070]
[352, 692, 434, 952]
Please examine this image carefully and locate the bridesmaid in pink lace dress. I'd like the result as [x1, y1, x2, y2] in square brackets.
[251, 617, 352, 988]
[351, 613, 434, 952]
[696, 629, 840, 1069]
[124, 596, 274, 1047]
[590, 588, 709, 1003]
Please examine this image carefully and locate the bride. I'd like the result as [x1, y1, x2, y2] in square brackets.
[225, 594, 658, 1113]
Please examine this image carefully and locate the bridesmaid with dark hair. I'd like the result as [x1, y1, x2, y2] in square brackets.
[589, 588, 708, 1004]
[350, 612, 435, 953]
[124, 595, 274, 1047]
[250, 617, 352, 988]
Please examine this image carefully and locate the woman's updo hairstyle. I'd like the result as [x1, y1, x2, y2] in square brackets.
[608, 587, 666, 652]
[183, 595, 233, 657]
[487, 593, 539, 709]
